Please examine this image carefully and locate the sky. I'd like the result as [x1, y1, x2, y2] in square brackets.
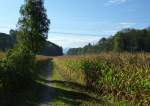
[0, 0, 150, 51]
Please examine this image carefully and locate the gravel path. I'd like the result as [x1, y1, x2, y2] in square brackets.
[39, 62, 54, 106]
[38, 61, 103, 106]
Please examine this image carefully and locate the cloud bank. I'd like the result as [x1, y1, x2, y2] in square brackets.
[105, 0, 128, 5]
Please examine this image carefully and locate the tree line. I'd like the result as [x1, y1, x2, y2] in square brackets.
[67, 27, 150, 55]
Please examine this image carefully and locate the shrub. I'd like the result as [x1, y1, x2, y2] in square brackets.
[0, 45, 36, 90]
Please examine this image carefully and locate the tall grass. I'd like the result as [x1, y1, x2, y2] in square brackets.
[53, 53, 150, 106]
[53, 56, 85, 85]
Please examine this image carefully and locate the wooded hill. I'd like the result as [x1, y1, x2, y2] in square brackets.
[0, 33, 14, 51]
[67, 27, 150, 55]
[0, 31, 63, 56]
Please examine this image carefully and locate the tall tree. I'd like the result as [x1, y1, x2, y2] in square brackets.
[17, 0, 50, 53]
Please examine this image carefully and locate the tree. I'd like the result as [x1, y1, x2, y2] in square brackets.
[0, 0, 50, 90]
[17, 0, 50, 53]
[9, 29, 17, 45]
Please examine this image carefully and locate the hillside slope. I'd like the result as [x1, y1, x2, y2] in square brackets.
[0, 32, 63, 56]
[0, 33, 14, 51]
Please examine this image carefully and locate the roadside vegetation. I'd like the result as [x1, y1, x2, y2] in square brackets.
[0, 0, 50, 105]
[53, 53, 150, 106]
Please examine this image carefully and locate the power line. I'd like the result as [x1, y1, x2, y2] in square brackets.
[0, 26, 15, 28]
[50, 31, 100, 36]
[0, 26, 101, 36]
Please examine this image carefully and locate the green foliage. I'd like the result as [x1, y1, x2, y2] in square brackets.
[113, 33, 122, 51]
[17, 0, 50, 53]
[0, 0, 51, 91]
[67, 27, 150, 55]
[0, 45, 36, 89]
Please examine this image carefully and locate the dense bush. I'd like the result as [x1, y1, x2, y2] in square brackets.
[0, 45, 36, 89]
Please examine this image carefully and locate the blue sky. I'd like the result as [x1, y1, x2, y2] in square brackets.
[0, 0, 150, 50]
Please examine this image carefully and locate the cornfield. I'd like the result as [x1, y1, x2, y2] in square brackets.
[53, 53, 150, 106]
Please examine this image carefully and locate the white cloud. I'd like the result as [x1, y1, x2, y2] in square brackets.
[107, 22, 136, 33]
[119, 22, 136, 28]
[0, 25, 16, 34]
[105, 0, 128, 5]
[48, 35, 101, 49]
[95, 22, 136, 35]
[48, 21, 136, 49]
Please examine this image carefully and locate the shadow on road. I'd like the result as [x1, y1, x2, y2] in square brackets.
[37, 82, 101, 106]
[0, 81, 101, 106]
[0, 59, 103, 106]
